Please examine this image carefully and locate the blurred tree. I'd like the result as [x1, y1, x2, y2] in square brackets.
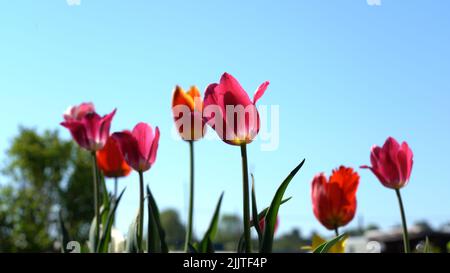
[0, 127, 94, 252]
[273, 228, 306, 253]
[414, 220, 433, 232]
[160, 209, 186, 251]
[216, 214, 243, 251]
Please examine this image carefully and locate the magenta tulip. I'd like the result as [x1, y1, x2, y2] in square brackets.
[61, 107, 116, 152]
[203, 72, 269, 145]
[112, 122, 160, 252]
[361, 137, 413, 189]
[112, 122, 160, 173]
[361, 136, 414, 253]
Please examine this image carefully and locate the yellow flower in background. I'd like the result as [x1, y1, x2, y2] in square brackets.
[303, 234, 348, 253]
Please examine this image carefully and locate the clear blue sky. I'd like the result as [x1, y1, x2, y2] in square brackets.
[1, 0, 450, 239]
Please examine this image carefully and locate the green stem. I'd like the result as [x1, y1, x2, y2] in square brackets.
[113, 177, 118, 227]
[138, 171, 145, 253]
[334, 227, 339, 237]
[184, 141, 195, 252]
[395, 189, 410, 253]
[91, 152, 100, 252]
[240, 144, 251, 253]
[114, 177, 118, 201]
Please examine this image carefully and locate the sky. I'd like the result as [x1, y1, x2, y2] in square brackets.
[1, 0, 450, 240]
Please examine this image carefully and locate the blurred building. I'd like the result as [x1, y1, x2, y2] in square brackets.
[346, 224, 450, 253]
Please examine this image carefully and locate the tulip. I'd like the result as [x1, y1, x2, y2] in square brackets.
[204, 72, 269, 145]
[172, 85, 206, 252]
[361, 137, 413, 190]
[361, 136, 414, 253]
[311, 166, 360, 236]
[61, 109, 116, 152]
[203, 72, 269, 253]
[172, 85, 206, 141]
[60, 104, 116, 252]
[96, 136, 132, 199]
[63, 102, 95, 121]
[112, 122, 160, 252]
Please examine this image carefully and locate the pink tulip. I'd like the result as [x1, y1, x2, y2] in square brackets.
[203, 72, 269, 145]
[63, 102, 96, 121]
[61, 108, 116, 152]
[112, 123, 160, 172]
[361, 137, 413, 189]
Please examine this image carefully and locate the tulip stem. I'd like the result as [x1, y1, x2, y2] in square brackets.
[395, 189, 410, 253]
[114, 177, 118, 201]
[334, 227, 340, 237]
[185, 141, 195, 252]
[241, 144, 252, 253]
[91, 152, 100, 252]
[138, 171, 145, 253]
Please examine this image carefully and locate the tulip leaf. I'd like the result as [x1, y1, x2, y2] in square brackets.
[237, 234, 246, 253]
[100, 176, 111, 225]
[423, 237, 432, 253]
[97, 188, 126, 253]
[88, 216, 97, 253]
[260, 159, 306, 253]
[126, 209, 140, 253]
[147, 186, 169, 253]
[251, 175, 262, 246]
[188, 243, 199, 254]
[58, 211, 71, 253]
[237, 197, 292, 253]
[313, 233, 347, 253]
[198, 192, 224, 253]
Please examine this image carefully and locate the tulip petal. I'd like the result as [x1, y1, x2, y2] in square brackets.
[173, 86, 195, 111]
[147, 127, 160, 166]
[217, 73, 252, 106]
[112, 131, 142, 171]
[132, 123, 154, 161]
[253, 81, 270, 104]
[98, 109, 116, 148]
[61, 121, 90, 150]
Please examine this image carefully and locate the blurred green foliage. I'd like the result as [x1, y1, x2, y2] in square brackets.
[0, 127, 93, 252]
[160, 209, 186, 250]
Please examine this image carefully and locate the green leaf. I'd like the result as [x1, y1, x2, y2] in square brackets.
[125, 209, 140, 253]
[237, 197, 292, 253]
[100, 176, 111, 225]
[423, 237, 432, 253]
[146, 186, 169, 253]
[88, 215, 99, 253]
[237, 234, 246, 253]
[97, 188, 126, 253]
[313, 233, 347, 253]
[198, 192, 225, 253]
[260, 159, 306, 253]
[58, 211, 71, 253]
[251, 175, 262, 247]
[188, 243, 199, 254]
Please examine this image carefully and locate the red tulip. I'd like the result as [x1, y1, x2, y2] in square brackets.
[61, 107, 116, 152]
[112, 123, 160, 172]
[361, 137, 413, 189]
[258, 216, 279, 235]
[203, 72, 269, 145]
[63, 102, 96, 121]
[172, 85, 206, 141]
[96, 136, 132, 178]
[312, 166, 360, 230]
